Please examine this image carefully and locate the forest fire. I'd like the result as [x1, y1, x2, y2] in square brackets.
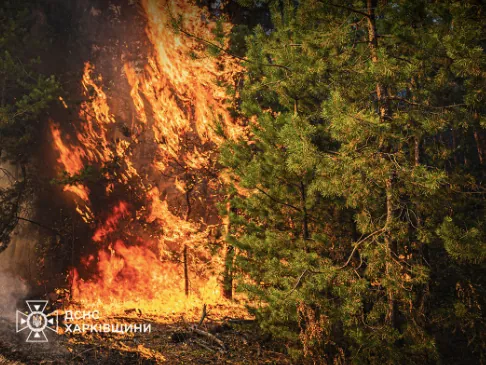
[1, 0, 484, 363]
[49, 0, 243, 317]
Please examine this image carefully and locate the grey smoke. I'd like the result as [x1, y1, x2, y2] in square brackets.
[0, 271, 29, 320]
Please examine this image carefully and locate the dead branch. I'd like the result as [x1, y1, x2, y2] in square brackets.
[124, 308, 143, 317]
[71, 347, 95, 361]
[197, 304, 207, 327]
[339, 228, 385, 269]
[285, 269, 309, 298]
[222, 318, 256, 325]
[190, 327, 226, 352]
[15, 216, 61, 234]
[192, 339, 217, 353]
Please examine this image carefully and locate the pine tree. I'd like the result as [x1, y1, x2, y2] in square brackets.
[0, 1, 60, 252]
[221, 1, 485, 363]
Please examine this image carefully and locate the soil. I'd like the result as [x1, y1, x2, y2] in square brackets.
[0, 315, 291, 364]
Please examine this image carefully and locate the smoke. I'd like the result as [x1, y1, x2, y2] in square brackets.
[0, 225, 39, 281]
[0, 272, 67, 363]
[0, 271, 29, 320]
[0, 163, 30, 319]
[0, 162, 39, 298]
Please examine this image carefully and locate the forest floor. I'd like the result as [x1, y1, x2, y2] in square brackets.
[0, 307, 292, 364]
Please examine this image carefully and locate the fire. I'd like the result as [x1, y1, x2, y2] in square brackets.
[92, 202, 129, 243]
[50, 0, 244, 317]
[50, 122, 90, 202]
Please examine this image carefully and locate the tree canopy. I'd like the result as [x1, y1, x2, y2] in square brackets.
[222, 0, 486, 363]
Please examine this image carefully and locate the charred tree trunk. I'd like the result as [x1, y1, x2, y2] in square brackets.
[183, 244, 189, 297]
[222, 245, 234, 299]
[183, 182, 193, 297]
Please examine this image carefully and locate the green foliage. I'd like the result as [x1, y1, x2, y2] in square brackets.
[0, 1, 60, 163]
[438, 216, 486, 263]
[0, 1, 60, 252]
[221, 0, 486, 363]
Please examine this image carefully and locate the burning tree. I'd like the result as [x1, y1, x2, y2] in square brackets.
[48, 0, 244, 316]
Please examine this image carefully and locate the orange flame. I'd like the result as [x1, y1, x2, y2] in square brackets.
[92, 202, 129, 243]
[50, 0, 245, 317]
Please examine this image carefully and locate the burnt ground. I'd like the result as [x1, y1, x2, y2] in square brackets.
[0, 315, 292, 364]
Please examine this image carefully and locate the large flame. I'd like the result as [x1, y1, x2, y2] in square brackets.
[50, 0, 243, 317]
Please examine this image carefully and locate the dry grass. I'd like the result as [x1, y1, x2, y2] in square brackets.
[0, 354, 24, 365]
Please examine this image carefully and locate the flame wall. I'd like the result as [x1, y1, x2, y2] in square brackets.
[49, 0, 242, 315]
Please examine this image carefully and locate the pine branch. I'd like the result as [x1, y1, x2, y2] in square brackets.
[16, 216, 60, 234]
[339, 228, 385, 269]
[255, 187, 301, 212]
[386, 96, 466, 109]
[285, 269, 308, 297]
[324, 2, 371, 18]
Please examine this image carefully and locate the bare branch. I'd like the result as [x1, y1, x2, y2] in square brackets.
[16, 216, 60, 234]
[324, 2, 371, 18]
[191, 327, 226, 352]
[255, 187, 302, 212]
[285, 269, 308, 297]
[339, 228, 385, 269]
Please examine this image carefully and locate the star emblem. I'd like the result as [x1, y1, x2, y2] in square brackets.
[16, 300, 58, 342]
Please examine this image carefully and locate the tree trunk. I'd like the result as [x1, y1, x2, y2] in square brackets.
[473, 113, 484, 166]
[183, 185, 192, 297]
[367, 0, 389, 123]
[367, 0, 397, 328]
[384, 175, 397, 327]
[222, 245, 234, 299]
[414, 136, 420, 166]
[452, 131, 458, 166]
[300, 181, 310, 241]
[222, 201, 236, 299]
[183, 244, 189, 297]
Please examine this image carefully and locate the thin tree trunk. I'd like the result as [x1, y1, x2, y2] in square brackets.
[473, 120, 484, 165]
[222, 201, 235, 299]
[183, 245, 189, 297]
[367, 0, 389, 123]
[414, 136, 420, 166]
[300, 182, 310, 241]
[367, 0, 397, 328]
[222, 245, 234, 299]
[1, 75, 6, 108]
[452, 131, 458, 166]
[384, 175, 397, 327]
[410, 77, 420, 167]
[183, 183, 193, 297]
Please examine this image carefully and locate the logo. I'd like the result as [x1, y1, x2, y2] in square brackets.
[16, 300, 58, 343]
